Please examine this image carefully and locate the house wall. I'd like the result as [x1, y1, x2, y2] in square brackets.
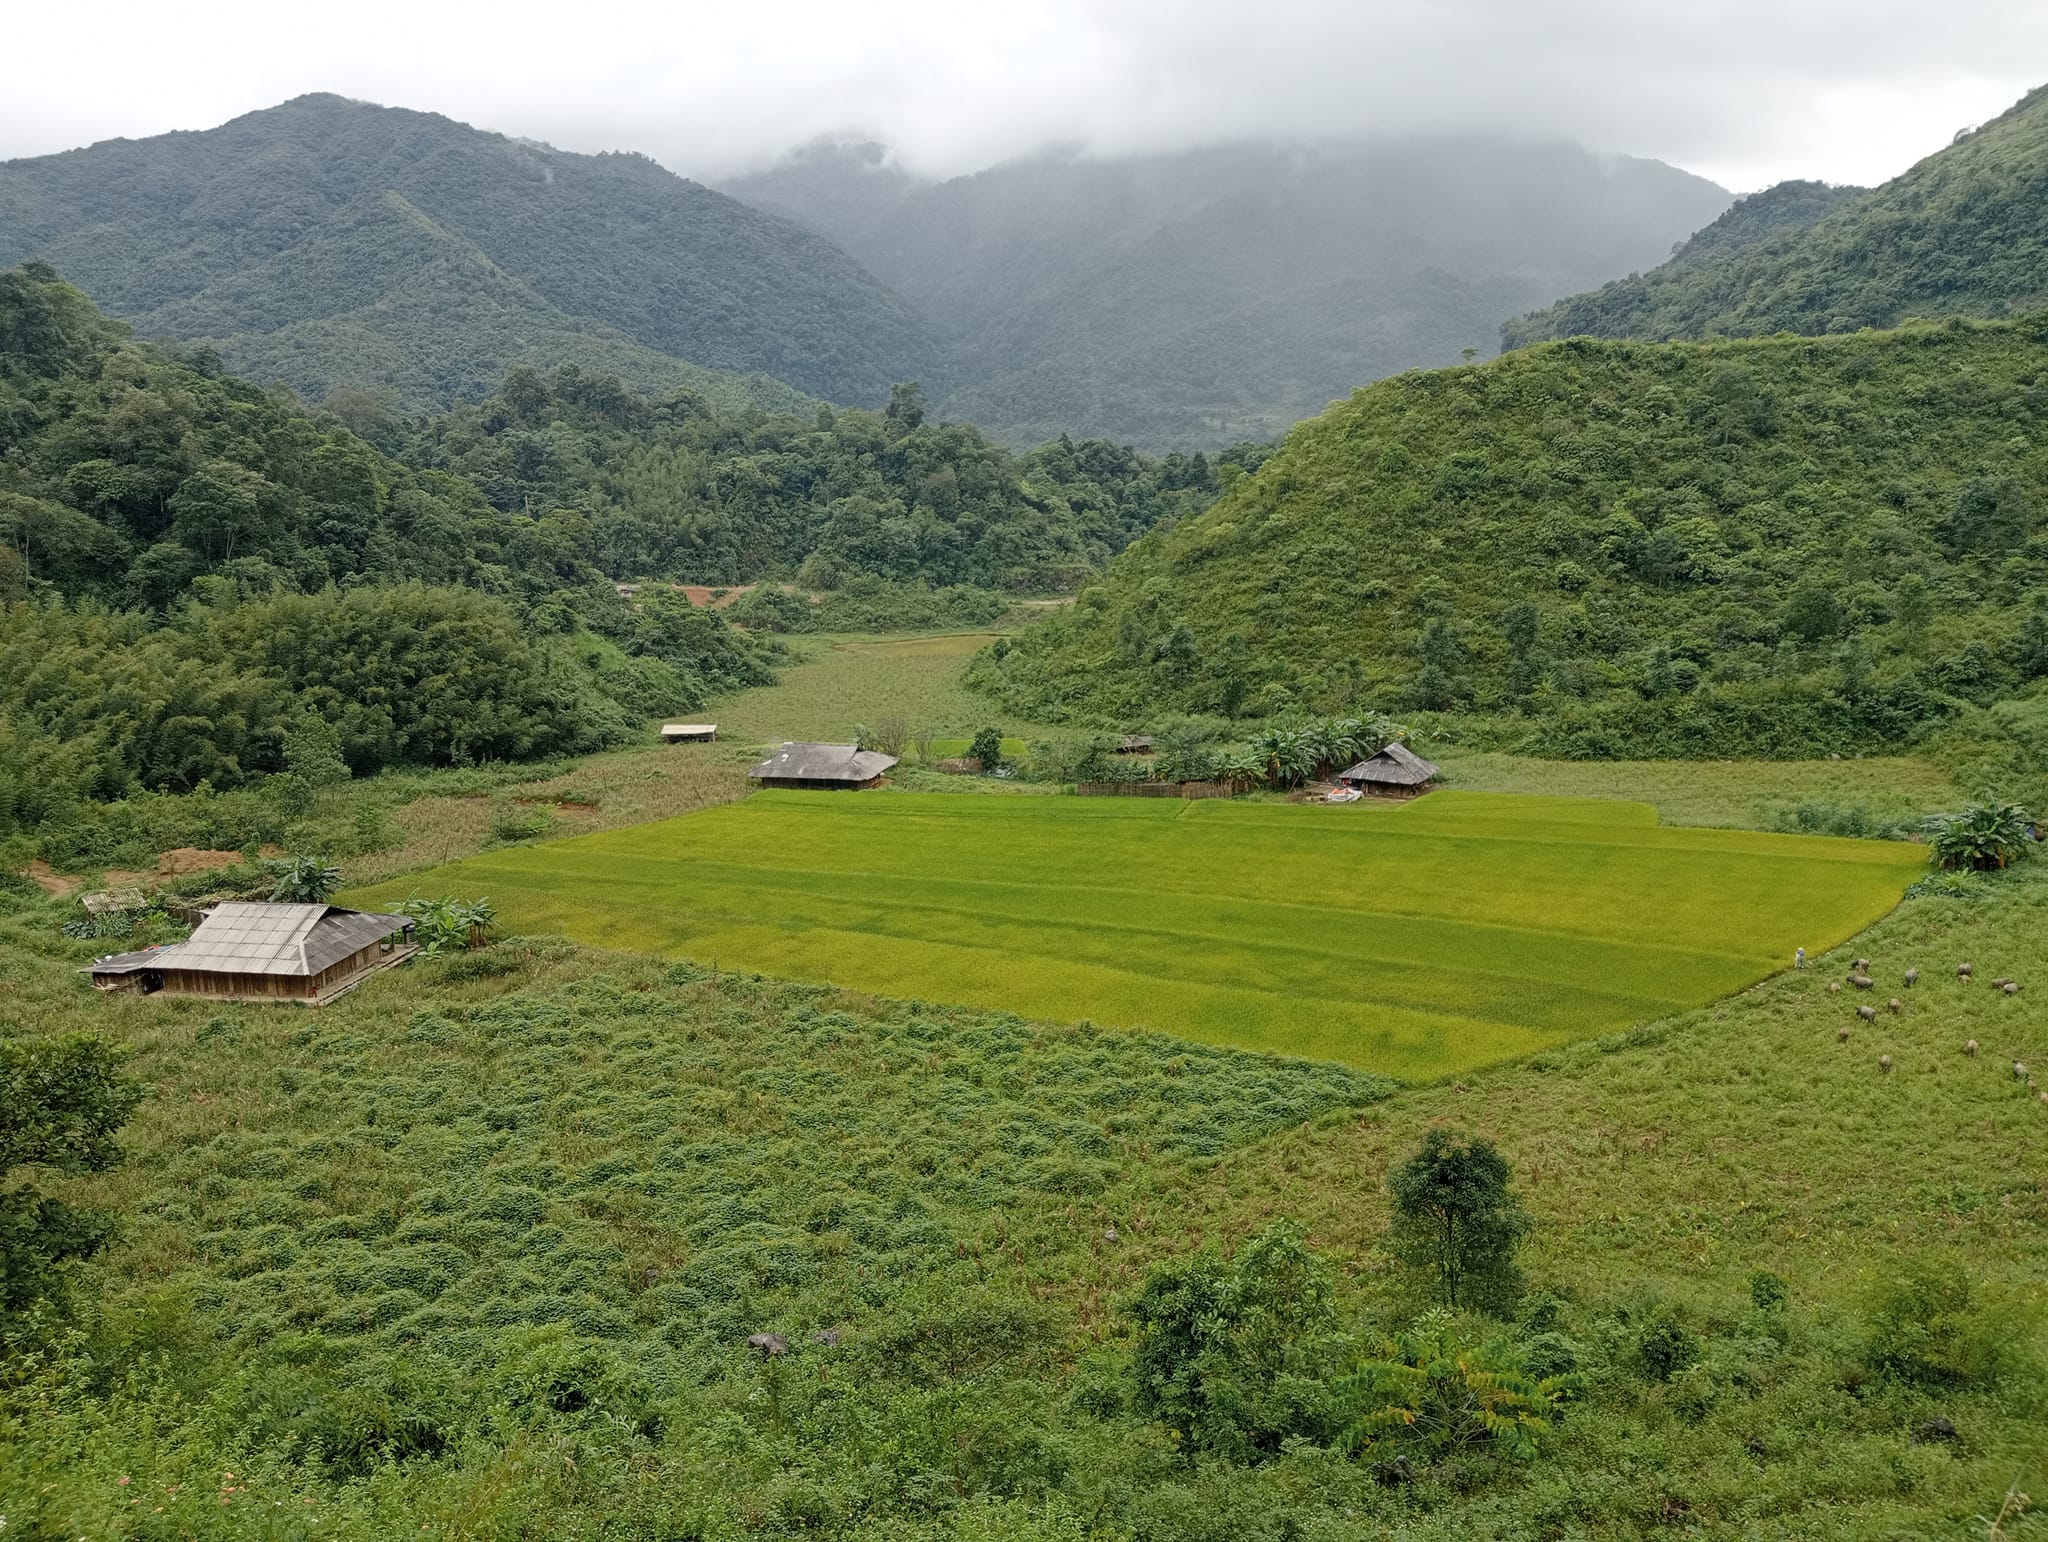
[134, 943, 398, 1004]
[753, 776, 879, 791]
[1338, 779, 1432, 800]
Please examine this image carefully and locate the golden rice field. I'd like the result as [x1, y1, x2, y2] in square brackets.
[347, 789, 1926, 1079]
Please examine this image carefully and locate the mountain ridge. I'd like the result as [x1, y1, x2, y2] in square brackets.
[724, 135, 1731, 446]
[1504, 85, 2048, 346]
[0, 94, 938, 411]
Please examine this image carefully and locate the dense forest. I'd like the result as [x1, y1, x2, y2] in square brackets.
[1504, 84, 2048, 347]
[0, 263, 1256, 850]
[725, 137, 1731, 446]
[0, 94, 938, 410]
[390, 374, 1256, 592]
[973, 319, 2048, 786]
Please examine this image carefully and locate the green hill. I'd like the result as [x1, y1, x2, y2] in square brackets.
[0, 95, 939, 410]
[727, 137, 1730, 447]
[1504, 85, 2048, 347]
[972, 320, 2048, 774]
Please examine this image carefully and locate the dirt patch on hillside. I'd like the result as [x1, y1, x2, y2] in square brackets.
[102, 847, 250, 887]
[20, 860, 82, 898]
[678, 583, 752, 609]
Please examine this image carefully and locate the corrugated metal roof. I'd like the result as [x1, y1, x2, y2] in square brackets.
[747, 742, 899, 783]
[1337, 742, 1440, 786]
[86, 903, 411, 978]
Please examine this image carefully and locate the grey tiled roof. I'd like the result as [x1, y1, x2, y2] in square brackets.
[88, 903, 411, 978]
[748, 742, 899, 782]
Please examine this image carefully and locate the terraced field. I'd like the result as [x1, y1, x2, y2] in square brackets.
[348, 790, 1926, 1078]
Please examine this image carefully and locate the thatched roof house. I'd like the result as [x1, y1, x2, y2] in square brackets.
[748, 742, 898, 790]
[85, 902, 416, 1005]
[1113, 735, 1156, 754]
[660, 723, 718, 742]
[1336, 742, 1439, 797]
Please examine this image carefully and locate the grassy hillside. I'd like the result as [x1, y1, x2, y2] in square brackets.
[3, 831, 2043, 1538]
[973, 319, 2048, 776]
[347, 790, 1921, 1078]
[1505, 85, 2048, 347]
[727, 137, 1729, 447]
[0, 95, 940, 409]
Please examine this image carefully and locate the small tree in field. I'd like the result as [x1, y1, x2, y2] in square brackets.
[968, 726, 1004, 771]
[1387, 1129, 1529, 1313]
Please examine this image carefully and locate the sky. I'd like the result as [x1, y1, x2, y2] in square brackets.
[4, 1, 2045, 191]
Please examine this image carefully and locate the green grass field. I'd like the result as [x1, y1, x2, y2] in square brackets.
[349, 789, 1925, 1078]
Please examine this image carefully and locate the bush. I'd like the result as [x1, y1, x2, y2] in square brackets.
[968, 727, 1005, 772]
[1636, 1310, 1700, 1382]
[1335, 1311, 1577, 1462]
[1125, 1221, 1340, 1461]
[490, 805, 556, 843]
[1862, 1259, 2021, 1387]
[1926, 801, 2036, 870]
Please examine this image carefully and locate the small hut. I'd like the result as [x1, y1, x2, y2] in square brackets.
[748, 742, 897, 790]
[661, 723, 718, 743]
[84, 902, 416, 1005]
[1336, 742, 1440, 798]
[1113, 735, 1156, 755]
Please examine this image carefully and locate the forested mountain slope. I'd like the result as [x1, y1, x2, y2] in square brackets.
[1504, 84, 2048, 346]
[0, 264, 778, 824]
[394, 375, 1254, 592]
[725, 137, 1730, 447]
[973, 320, 2048, 765]
[0, 95, 939, 410]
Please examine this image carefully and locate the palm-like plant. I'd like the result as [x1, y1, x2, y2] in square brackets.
[458, 898, 498, 949]
[1333, 1313, 1575, 1463]
[268, 853, 342, 904]
[1927, 803, 2036, 871]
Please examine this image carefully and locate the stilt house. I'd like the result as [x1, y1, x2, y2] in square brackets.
[85, 902, 417, 1005]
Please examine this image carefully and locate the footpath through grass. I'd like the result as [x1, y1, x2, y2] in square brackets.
[350, 789, 1924, 1079]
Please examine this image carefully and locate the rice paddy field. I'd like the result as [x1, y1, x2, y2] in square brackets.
[347, 789, 1926, 1079]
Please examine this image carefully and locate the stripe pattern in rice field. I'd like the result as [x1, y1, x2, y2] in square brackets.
[347, 790, 1925, 1079]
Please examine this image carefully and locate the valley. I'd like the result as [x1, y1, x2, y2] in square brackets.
[4, 55, 2048, 1542]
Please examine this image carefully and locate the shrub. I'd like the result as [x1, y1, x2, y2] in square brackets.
[266, 853, 341, 903]
[1862, 1259, 2020, 1387]
[1335, 1310, 1577, 1462]
[490, 804, 556, 843]
[1636, 1311, 1700, 1382]
[1125, 1221, 1339, 1460]
[1926, 801, 2035, 870]
[968, 727, 1005, 772]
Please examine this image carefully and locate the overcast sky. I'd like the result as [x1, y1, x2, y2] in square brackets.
[5, 1, 2044, 191]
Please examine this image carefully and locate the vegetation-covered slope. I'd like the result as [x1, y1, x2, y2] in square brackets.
[3, 852, 2043, 1539]
[0, 95, 940, 409]
[727, 137, 1730, 446]
[394, 373, 1259, 592]
[973, 320, 2048, 774]
[0, 264, 779, 837]
[1504, 85, 2048, 347]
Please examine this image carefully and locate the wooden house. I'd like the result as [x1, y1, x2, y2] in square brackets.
[748, 742, 898, 790]
[1335, 742, 1440, 798]
[1113, 735, 1156, 754]
[660, 723, 718, 743]
[85, 902, 416, 1005]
